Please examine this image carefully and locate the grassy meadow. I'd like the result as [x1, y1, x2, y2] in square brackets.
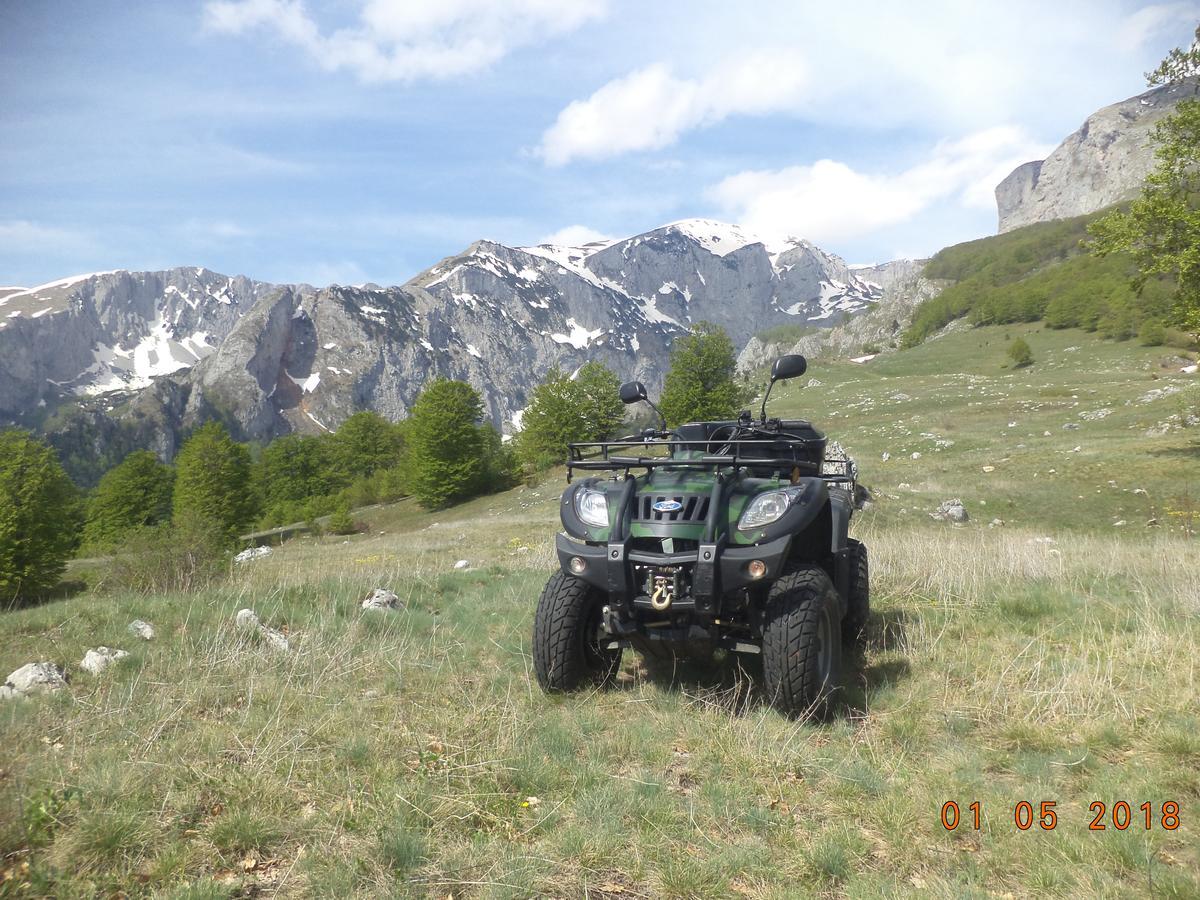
[1, 323, 1199, 897]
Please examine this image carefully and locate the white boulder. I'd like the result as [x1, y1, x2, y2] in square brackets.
[127, 619, 155, 641]
[3, 662, 68, 698]
[453, 559, 470, 570]
[362, 588, 403, 611]
[261, 628, 290, 653]
[80, 647, 129, 676]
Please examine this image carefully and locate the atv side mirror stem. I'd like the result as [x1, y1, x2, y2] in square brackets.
[760, 354, 808, 421]
[618, 380, 666, 432]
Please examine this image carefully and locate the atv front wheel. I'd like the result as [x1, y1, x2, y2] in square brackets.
[761, 565, 842, 718]
[533, 571, 622, 692]
[843, 538, 870, 646]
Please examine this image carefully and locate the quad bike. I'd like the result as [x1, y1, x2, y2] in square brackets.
[531, 355, 869, 717]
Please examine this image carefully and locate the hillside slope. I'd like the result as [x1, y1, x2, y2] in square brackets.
[900, 212, 1180, 349]
[1, 324, 1196, 896]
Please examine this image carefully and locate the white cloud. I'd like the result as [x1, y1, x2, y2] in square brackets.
[203, 0, 607, 82]
[537, 2, 1199, 166]
[537, 51, 807, 165]
[708, 126, 1053, 245]
[1116, 3, 1199, 51]
[535, 224, 614, 246]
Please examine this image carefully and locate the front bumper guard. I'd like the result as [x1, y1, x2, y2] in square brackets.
[555, 531, 792, 608]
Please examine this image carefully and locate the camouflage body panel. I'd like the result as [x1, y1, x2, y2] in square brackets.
[565, 465, 825, 547]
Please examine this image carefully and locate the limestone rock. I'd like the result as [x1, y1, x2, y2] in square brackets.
[362, 588, 403, 611]
[127, 619, 155, 641]
[3, 662, 68, 698]
[261, 628, 290, 653]
[930, 499, 969, 524]
[234, 546, 272, 564]
[80, 647, 129, 676]
[234, 608, 289, 652]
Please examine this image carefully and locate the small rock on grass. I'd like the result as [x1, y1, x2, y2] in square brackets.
[261, 628, 290, 652]
[453, 559, 470, 570]
[233, 608, 290, 652]
[80, 647, 129, 676]
[362, 588, 403, 611]
[3, 662, 68, 699]
[127, 619, 155, 640]
[930, 498, 968, 524]
[234, 546, 272, 564]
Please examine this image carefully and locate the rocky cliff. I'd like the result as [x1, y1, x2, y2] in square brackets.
[0, 219, 927, 483]
[995, 77, 1200, 232]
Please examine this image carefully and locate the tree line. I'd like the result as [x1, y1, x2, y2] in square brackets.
[1, 323, 747, 605]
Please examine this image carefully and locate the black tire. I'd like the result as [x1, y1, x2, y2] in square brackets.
[533, 571, 622, 692]
[843, 539, 870, 646]
[761, 565, 842, 718]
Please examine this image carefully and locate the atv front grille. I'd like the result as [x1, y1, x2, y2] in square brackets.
[631, 494, 711, 524]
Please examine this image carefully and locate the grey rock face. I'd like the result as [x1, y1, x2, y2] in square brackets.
[739, 259, 942, 370]
[996, 78, 1200, 232]
[1, 220, 911, 465]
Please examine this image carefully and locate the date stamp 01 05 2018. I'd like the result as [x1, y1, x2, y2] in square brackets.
[941, 800, 1181, 832]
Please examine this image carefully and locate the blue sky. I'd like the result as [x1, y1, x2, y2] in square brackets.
[1, 0, 1196, 286]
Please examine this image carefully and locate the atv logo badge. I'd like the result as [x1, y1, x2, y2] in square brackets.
[652, 500, 683, 513]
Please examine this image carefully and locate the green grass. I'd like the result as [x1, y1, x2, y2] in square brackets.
[1, 324, 1198, 896]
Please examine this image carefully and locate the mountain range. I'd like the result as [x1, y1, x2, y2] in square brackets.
[0, 220, 917, 482]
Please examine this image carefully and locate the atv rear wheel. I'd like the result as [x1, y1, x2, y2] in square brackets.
[533, 571, 622, 692]
[843, 538, 870, 646]
[761, 565, 842, 718]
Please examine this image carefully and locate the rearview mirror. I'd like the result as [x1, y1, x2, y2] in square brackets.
[619, 381, 648, 404]
[770, 354, 808, 382]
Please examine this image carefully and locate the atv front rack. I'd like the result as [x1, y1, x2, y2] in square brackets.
[567, 438, 855, 486]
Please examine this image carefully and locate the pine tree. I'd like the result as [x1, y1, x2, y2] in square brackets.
[660, 322, 745, 426]
[0, 429, 83, 602]
[172, 422, 256, 542]
[83, 450, 174, 548]
[515, 361, 624, 469]
[404, 379, 487, 509]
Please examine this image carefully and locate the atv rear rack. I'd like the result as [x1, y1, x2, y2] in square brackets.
[567, 438, 855, 486]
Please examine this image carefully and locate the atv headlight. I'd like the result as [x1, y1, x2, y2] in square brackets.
[738, 488, 803, 531]
[575, 488, 609, 528]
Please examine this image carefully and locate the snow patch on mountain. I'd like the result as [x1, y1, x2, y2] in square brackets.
[79, 319, 218, 396]
[550, 318, 603, 349]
